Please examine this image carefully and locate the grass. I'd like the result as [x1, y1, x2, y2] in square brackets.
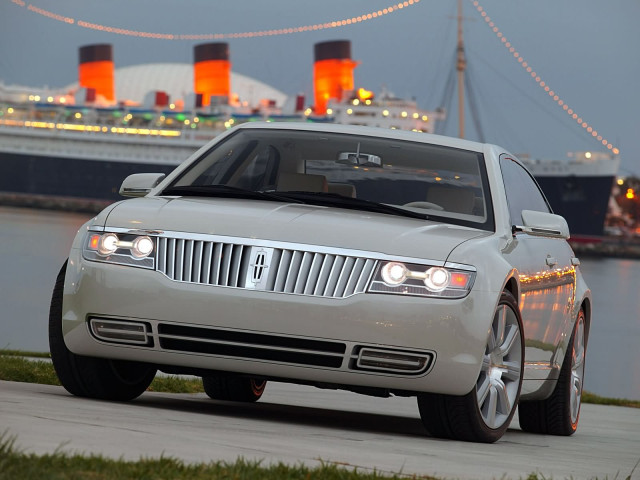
[0, 355, 60, 386]
[0, 349, 51, 358]
[147, 374, 205, 394]
[581, 391, 640, 409]
[0, 433, 438, 480]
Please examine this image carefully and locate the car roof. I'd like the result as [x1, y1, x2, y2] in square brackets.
[235, 121, 489, 154]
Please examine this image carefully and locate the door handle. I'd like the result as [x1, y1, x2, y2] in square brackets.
[546, 256, 558, 267]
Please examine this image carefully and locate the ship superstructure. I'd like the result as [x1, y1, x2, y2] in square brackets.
[0, 40, 444, 203]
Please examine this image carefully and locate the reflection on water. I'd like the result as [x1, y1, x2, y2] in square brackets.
[1, 206, 638, 400]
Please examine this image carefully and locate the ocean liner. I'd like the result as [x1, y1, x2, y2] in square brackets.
[0, 40, 618, 236]
[0, 41, 443, 204]
[521, 152, 620, 237]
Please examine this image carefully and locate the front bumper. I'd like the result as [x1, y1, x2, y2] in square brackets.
[62, 248, 498, 396]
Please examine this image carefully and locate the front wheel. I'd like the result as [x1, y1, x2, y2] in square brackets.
[49, 261, 156, 401]
[418, 291, 524, 443]
[202, 374, 266, 402]
[518, 309, 587, 435]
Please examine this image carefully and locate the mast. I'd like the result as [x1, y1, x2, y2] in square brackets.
[456, 0, 466, 139]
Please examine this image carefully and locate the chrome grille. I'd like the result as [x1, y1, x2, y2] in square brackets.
[156, 237, 377, 298]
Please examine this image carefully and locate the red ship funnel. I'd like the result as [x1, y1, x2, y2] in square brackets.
[78, 44, 115, 103]
[313, 40, 357, 115]
[194, 42, 230, 107]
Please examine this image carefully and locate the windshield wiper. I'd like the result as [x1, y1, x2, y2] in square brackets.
[162, 186, 430, 220]
[271, 191, 431, 220]
[162, 185, 304, 204]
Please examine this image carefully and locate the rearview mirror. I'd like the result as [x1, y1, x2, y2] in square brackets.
[337, 152, 383, 167]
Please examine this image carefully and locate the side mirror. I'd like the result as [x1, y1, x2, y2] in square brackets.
[515, 210, 570, 239]
[119, 173, 166, 197]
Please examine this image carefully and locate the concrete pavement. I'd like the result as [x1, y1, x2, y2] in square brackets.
[1, 380, 638, 479]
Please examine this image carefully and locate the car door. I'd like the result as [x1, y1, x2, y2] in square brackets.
[499, 154, 576, 394]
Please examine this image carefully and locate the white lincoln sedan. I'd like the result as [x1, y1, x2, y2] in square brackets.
[50, 122, 591, 443]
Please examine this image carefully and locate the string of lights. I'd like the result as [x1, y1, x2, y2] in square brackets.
[470, 0, 619, 155]
[10, 0, 420, 40]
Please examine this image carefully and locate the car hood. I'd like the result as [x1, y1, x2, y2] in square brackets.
[101, 196, 489, 262]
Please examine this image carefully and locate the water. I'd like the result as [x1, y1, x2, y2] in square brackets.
[1, 206, 639, 400]
[0, 207, 90, 353]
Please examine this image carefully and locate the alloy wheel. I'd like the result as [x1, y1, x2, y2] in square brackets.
[476, 302, 523, 429]
[570, 313, 586, 424]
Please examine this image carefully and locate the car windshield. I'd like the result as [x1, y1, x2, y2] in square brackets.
[165, 128, 494, 230]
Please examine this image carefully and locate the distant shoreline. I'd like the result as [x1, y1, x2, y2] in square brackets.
[0, 192, 111, 214]
[570, 236, 640, 260]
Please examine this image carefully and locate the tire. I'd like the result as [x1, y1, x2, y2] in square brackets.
[49, 261, 156, 401]
[418, 291, 524, 443]
[202, 374, 266, 402]
[518, 309, 587, 435]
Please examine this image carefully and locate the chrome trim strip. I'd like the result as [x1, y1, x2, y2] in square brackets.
[357, 348, 432, 373]
[89, 318, 151, 346]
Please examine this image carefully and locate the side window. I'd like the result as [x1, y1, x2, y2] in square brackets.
[500, 155, 550, 225]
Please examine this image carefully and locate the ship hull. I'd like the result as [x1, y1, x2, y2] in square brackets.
[0, 151, 178, 202]
[536, 175, 614, 237]
[0, 124, 199, 208]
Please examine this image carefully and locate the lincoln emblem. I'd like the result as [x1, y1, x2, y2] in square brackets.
[251, 250, 268, 283]
[244, 247, 274, 290]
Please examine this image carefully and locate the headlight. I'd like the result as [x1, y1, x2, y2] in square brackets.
[98, 233, 119, 256]
[83, 231, 156, 269]
[424, 267, 450, 292]
[369, 261, 475, 298]
[381, 262, 408, 286]
[131, 236, 154, 258]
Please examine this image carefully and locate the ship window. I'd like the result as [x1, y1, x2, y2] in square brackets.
[500, 155, 551, 225]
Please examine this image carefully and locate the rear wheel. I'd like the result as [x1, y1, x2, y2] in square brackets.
[418, 291, 524, 443]
[49, 261, 156, 401]
[518, 309, 587, 435]
[202, 374, 266, 402]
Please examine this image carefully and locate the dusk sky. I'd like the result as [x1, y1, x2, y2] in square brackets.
[1, 0, 638, 174]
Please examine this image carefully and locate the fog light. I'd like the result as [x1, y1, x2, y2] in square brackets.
[381, 262, 408, 286]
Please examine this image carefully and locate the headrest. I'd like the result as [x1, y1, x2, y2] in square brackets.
[328, 182, 356, 198]
[427, 186, 475, 214]
[277, 173, 328, 193]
